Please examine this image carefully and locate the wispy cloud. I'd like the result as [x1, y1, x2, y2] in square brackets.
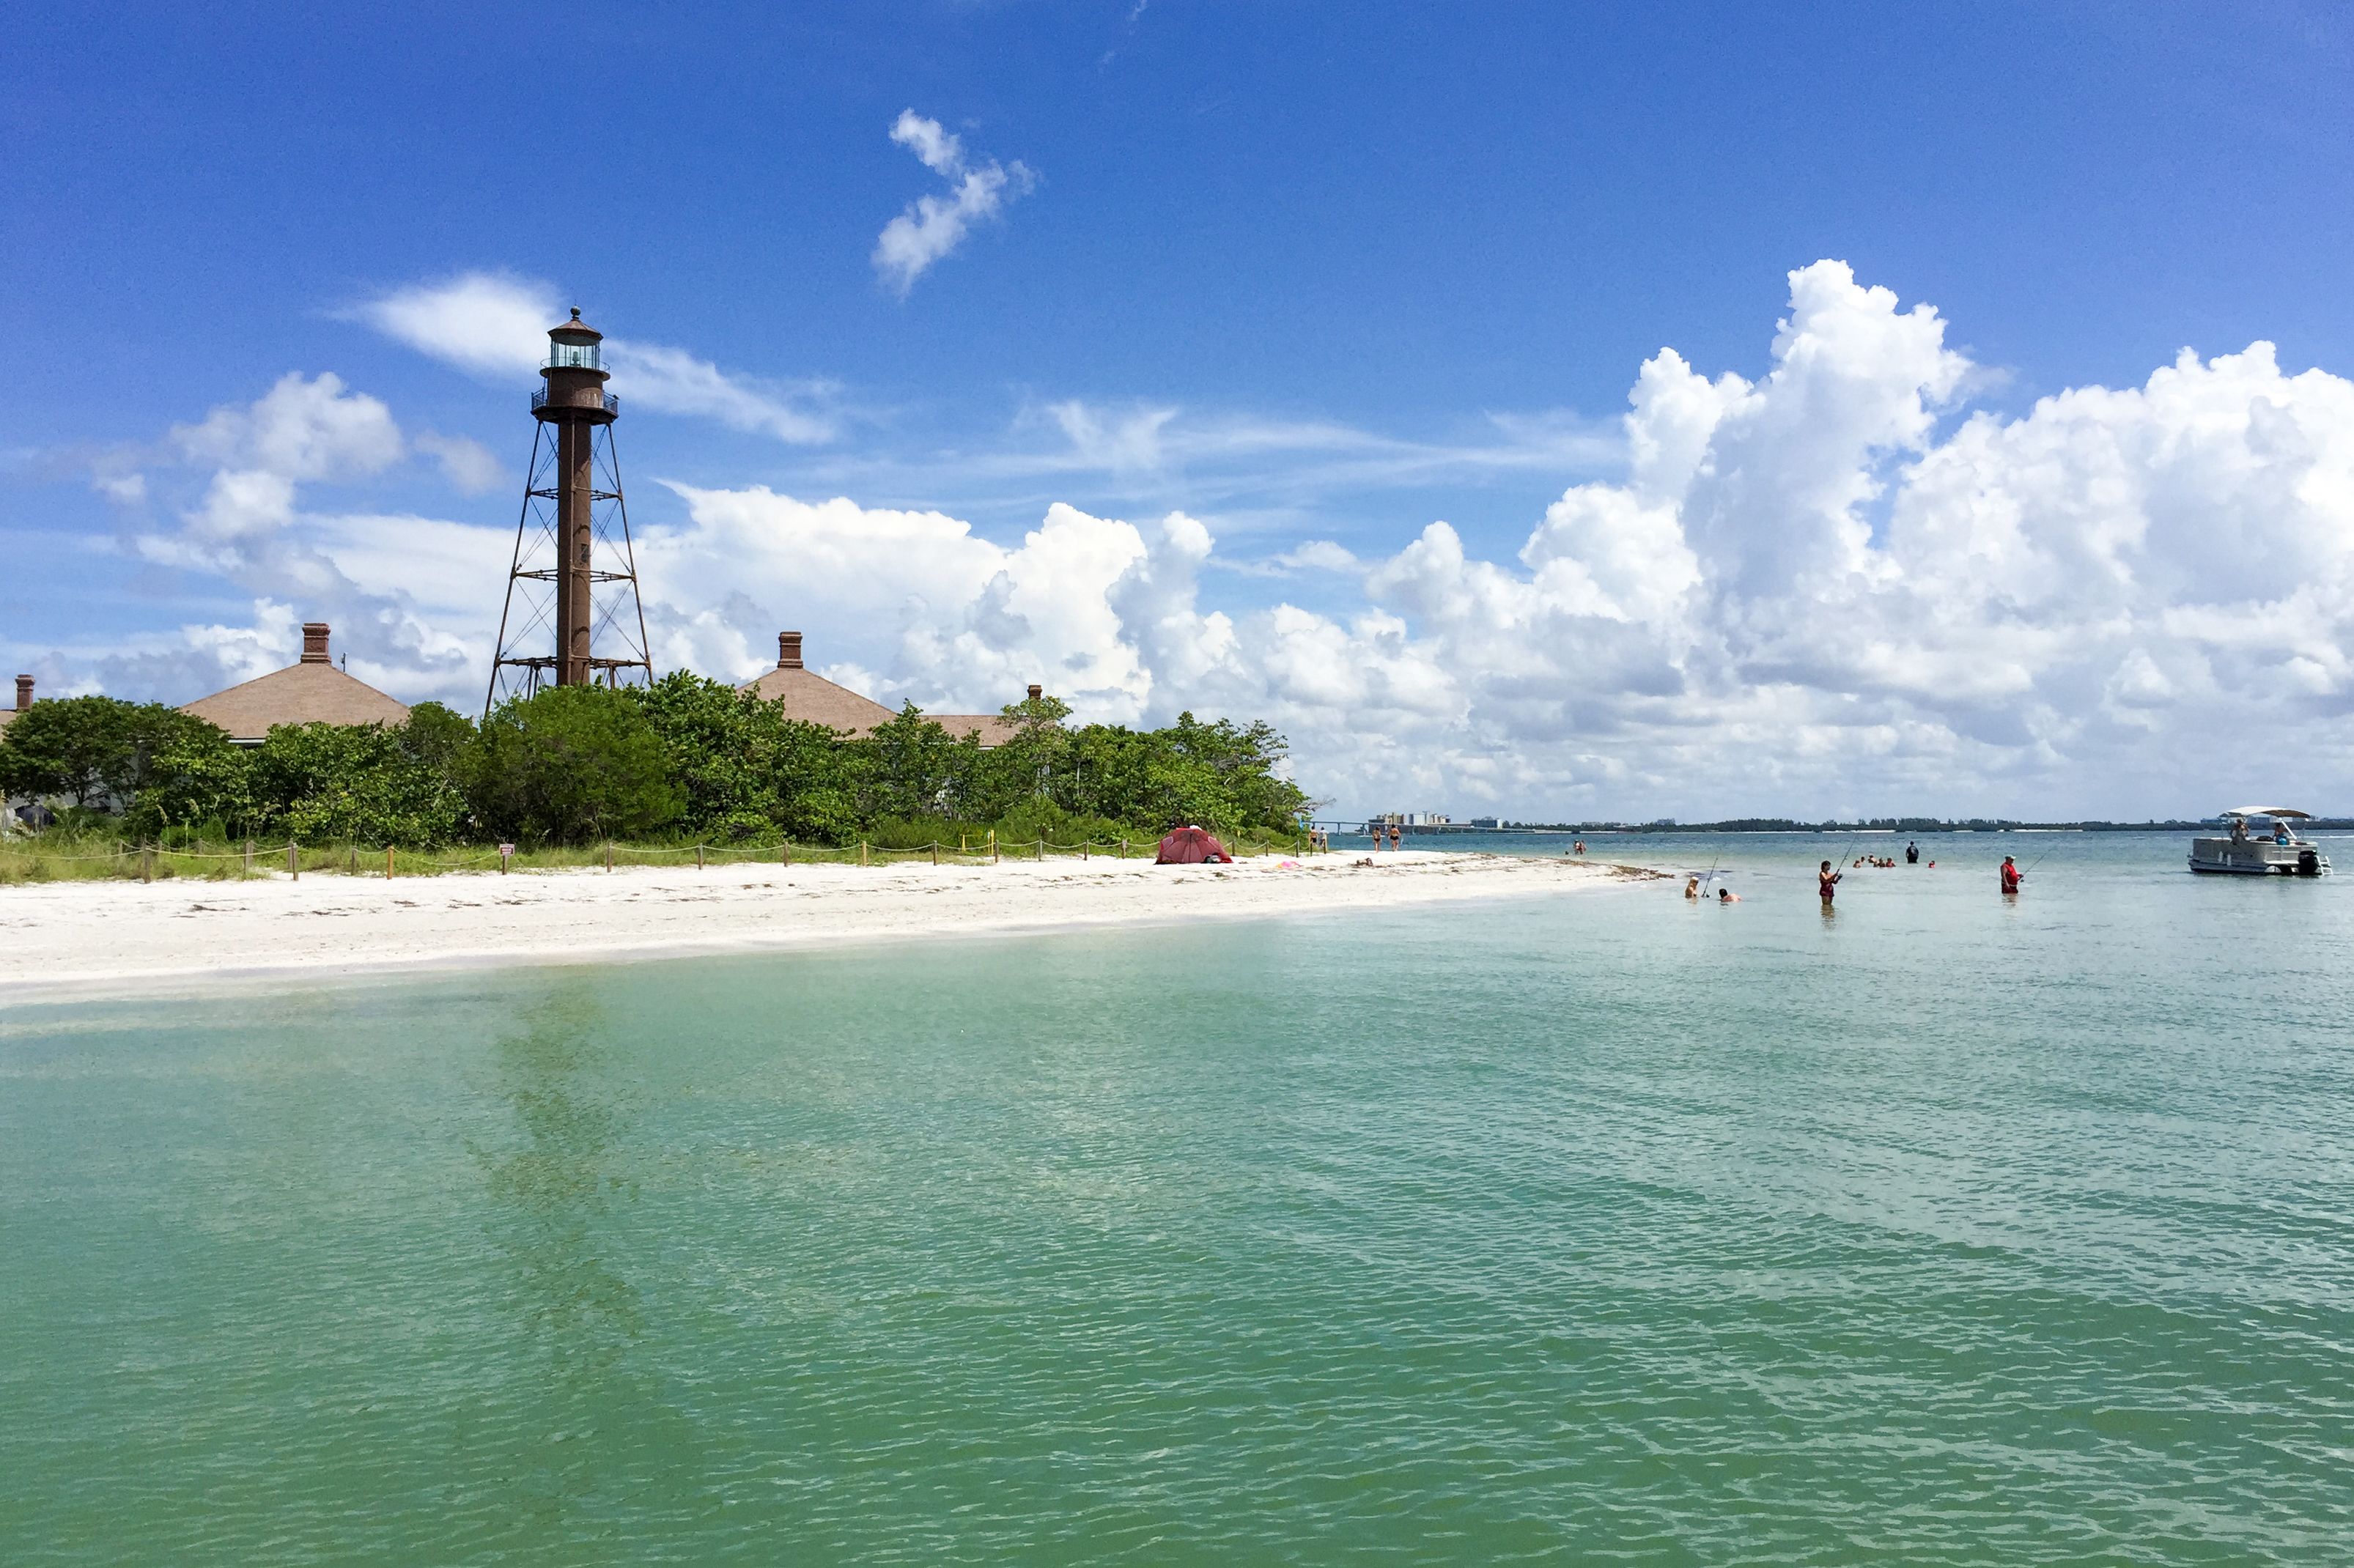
[916, 400, 1620, 507]
[872, 111, 1037, 297]
[355, 272, 837, 443]
[413, 431, 505, 495]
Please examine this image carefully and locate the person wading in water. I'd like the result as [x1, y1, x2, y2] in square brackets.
[1818, 859, 1842, 906]
[1905, 840, 1919, 864]
[2001, 854, 2022, 896]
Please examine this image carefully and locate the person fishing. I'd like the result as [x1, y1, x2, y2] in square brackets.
[1818, 859, 1842, 905]
[2000, 854, 2022, 896]
[1905, 840, 1919, 864]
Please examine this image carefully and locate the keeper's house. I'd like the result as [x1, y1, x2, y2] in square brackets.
[182, 622, 409, 746]
[0, 673, 31, 736]
[741, 632, 1023, 747]
[1, 675, 40, 832]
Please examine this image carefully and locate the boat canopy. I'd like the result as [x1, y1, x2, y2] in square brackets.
[2221, 807, 2313, 819]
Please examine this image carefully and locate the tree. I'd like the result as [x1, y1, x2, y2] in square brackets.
[856, 703, 975, 823]
[0, 695, 229, 810]
[124, 722, 251, 840]
[627, 671, 781, 839]
[468, 686, 682, 845]
[399, 701, 476, 784]
[246, 720, 468, 847]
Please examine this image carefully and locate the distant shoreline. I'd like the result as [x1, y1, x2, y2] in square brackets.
[0, 851, 1642, 1002]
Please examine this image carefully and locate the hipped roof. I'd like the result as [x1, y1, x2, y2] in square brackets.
[736, 665, 1020, 747]
[738, 665, 897, 733]
[182, 662, 410, 742]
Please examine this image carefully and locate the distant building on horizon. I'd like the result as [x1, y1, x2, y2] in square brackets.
[737, 632, 1024, 747]
[1363, 810, 1455, 833]
[182, 622, 410, 746]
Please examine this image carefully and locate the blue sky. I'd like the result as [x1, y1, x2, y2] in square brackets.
[4, 3, 2352, 818]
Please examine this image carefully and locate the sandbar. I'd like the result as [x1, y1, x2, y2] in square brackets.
[0, 851, 1638, 999]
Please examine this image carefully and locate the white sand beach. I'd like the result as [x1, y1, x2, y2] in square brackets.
[0, 851, 1641, 997]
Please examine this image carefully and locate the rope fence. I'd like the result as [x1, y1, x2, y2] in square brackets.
[1, 827, 1324, 883]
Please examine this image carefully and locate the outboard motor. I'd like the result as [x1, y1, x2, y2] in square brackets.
[2298, 848, 2321, 876]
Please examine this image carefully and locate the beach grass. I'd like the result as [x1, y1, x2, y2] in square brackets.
[0, 826, 1312, 884]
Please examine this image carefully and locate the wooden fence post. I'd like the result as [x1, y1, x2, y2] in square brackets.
[782, 840, 792, 868]
[243, 837, 254, 872]
[989, 830, 998, 865]
[931, 842, 940, 866]
[385, 846, 395, 879]
[605, 841, 614, 873]
[288, 841, 299, 880]
[140, 844, 153, 883]
[696, 844, 704, 870]
[860, 840, 869, 868]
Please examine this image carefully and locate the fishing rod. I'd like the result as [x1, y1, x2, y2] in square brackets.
[2019, 834, 2070, 876]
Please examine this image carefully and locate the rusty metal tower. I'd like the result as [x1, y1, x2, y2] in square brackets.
[484, 308, 654, 714]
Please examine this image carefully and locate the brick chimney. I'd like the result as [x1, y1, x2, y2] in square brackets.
[778, 631, 804, 670]
[300, 622, 331, 664]
[13, 674, 31, 711]
[1027, 684, 1043, 700]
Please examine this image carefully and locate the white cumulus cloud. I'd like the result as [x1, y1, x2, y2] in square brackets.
[59, 260, 2354, 821]
[872, 111, 1037, 297]
[630, 262, 2354, 817]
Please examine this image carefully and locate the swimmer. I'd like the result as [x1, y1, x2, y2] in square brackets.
[1717, 886, 1739, 903]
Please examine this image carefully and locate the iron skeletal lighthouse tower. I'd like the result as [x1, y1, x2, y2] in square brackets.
[484, 309, 653, 712]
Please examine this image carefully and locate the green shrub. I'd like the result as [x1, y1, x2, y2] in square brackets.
[469, 686, 682, 846]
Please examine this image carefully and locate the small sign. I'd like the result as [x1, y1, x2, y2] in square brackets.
[498, 843, 516, 856]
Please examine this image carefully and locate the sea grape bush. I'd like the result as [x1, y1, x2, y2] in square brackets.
[0, 677, 1310, 848]
[0, 696, 226, 811]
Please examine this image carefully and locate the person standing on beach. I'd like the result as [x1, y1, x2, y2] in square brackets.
[2000, 855, 2022, 895]
[1818, 859, 1842, 905]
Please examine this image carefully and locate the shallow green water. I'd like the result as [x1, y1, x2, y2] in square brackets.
[4, 835, 2352, 1563]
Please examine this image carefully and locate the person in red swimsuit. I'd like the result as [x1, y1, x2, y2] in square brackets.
[1818, 859, 1841, 904]
[2000, 855, 2021, 895]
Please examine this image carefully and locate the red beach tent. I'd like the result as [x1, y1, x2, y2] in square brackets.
[1155, 826, 1232, 864]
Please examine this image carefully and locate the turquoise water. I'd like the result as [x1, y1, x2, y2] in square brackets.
[4, 834, 2352, 1563]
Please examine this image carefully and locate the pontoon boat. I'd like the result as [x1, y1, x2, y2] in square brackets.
[2188, 808, 2330, 876]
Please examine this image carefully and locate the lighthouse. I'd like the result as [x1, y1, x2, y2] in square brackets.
[485, 309, 654, 711]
